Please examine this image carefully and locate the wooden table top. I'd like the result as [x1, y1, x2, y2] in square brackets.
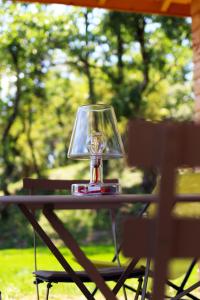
[0, 194, 200, 210]
[0, 194, 155, 209]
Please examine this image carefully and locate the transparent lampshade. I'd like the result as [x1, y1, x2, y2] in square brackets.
[68, 104, 124, 159]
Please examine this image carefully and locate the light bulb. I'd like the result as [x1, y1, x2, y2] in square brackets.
[86, 132, 106, 184]
[86, 131, 106, 156]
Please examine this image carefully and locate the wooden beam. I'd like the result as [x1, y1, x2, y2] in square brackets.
[16, 0, 191, 17]
[191, 0, 200, 122]
[161, 0, 172, 12]
[161, 0, 191, 12]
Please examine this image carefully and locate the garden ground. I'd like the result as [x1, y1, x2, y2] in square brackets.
[0, 246, 200, 299]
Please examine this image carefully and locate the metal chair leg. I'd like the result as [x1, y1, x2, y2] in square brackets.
[134, 277, 143, 300]
[175, 258, 197, 297]
[45, 282, 52, 300]
[166, 279, 199, 300]
[110, 209, 128, 300]
[91, 286, 98, 296]
[34, 279, 40, 300]
[172, 281, 200, 300]
[141, 258, 151, 300]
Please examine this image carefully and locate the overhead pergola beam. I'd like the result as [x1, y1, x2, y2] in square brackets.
[161, 0, 190, 12]
[17, 0, 191, 17]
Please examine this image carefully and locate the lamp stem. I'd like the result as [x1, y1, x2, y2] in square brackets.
[90, 156, 103, 184]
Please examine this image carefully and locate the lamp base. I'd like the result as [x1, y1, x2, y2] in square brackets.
[71, 183, 120, 196]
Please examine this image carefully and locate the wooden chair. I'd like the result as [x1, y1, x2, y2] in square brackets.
[23, 178, 145, 300]
[122, 120, 200, 300]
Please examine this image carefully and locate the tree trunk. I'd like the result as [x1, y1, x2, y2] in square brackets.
[1, 45, 21, 195]
[84, 10, 96, 104]
[26, 101, 41, 177]
[85, 60, 96, 104]
[116, 25, 124, 85]
[136, 16, 149, 93]
[136, 16, 157, 193]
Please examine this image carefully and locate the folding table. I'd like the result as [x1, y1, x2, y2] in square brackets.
[0, 194, 156, 300]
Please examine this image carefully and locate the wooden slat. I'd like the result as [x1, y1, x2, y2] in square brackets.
[191, 26, 200, 42]
[123, 120, 200, 299]
[23, 178, 87, 190]
[122, 218, 156, 258]
[17, 0, 191, 17]
[194, 80, 200, 96]
[161, 0, 172, 12]
[2, 194, 200, 209]
[160, 0, 190, 12]
[194, 57, 200, 66]
[179, 122, 200, 166]
[123, 218, 200, 258]
[127, 120, 200, 168]
[173, 0, 190, 3]
[0, 194, 158, 209]
[127, 119, 163, 168]
[193, 42, 200, 65]
[191, 0, 200, 15]
[0, 194, 200, 205]
[194, 64, 200, 80]
[194, 96, 200, 108]
[191, 12, 200, 32]
[151, 122, 177, 300]
[23, 178, 118, 191]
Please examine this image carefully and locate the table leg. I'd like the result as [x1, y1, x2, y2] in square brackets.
[141, 257, 151, 300]
[43, 207, 118, 300]
[112, 257, 140, 295]
[18, 204, 95, 300]
[44, 207, 141, 299]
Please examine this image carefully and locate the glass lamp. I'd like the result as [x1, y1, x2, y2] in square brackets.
[68, 104, 124, 195]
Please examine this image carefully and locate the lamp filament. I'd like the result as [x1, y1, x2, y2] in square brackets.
[87, 132, 106, 183]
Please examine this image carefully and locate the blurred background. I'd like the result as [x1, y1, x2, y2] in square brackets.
[0, 0, 194, 247]
[0, 1, 197, 298]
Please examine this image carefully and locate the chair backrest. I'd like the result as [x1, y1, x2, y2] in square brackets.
[122, 119, 200, 300]
[23, 178, 118, 194]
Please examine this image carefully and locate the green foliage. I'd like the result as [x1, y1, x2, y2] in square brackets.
[0, 2, 193, 191]
[0, 1, 194, 248]
[0, 205, 33, 248]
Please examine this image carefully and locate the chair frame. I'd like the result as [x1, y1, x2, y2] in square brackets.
[123, 120, 200, 300]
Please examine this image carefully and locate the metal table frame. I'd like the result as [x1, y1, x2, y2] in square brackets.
[0, 194, 155, 300]
[0, 194, 199, 299]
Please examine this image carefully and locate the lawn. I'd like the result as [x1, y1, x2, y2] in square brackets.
[0, 245, 134, 299]
[0, 247, 200, 299]
[1, 169, 200, 299]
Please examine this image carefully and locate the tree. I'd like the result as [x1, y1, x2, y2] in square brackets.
[99, 12, 192, 121]
[0, 2, 70, 194]
[0, 1, 194, 247]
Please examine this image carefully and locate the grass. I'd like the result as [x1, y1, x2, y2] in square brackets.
[2, 166, 200, 298]
[0, 246, 113, 299]
[0, 246, 200, 299]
